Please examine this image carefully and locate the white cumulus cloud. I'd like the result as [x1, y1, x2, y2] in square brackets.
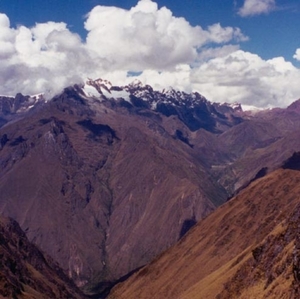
[84, 0, 247, 71]
[238, 0, 276, 17]
[0, 1, 247, 99]
[190, 51, 300, 108]
[294, 49, 300, 61]
[108, 50, 300, 109]
[0, 15, 98, 98]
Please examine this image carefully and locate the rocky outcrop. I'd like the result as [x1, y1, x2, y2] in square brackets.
[0, 93, 44, 129]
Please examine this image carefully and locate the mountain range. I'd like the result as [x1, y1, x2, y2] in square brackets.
[1, 79, 300, 297]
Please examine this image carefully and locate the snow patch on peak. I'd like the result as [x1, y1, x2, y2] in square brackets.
[227, 102, 242, 111]
[106, 89, 131, 102]
[31, 93, 45, 102]
[87, 78, 112, 91]
[82, 84, 101, 98]
[86, 78, 110, 95]
[83, 78, 131, 102]
[162, 88, 178, 97]
[128, 79, 144, 88]
[241, 104, 263, 112]
[80, 78, 244, 117]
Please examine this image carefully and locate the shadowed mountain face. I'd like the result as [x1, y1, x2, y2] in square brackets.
[108, 168, 300, 299]
[0, 93, 44, 129]
[0, 215, 86, 299]
[282, 152, 300, 170]
[2, 81, 300, 297]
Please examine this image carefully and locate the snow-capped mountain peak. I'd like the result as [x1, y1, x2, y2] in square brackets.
[80, 78, 244, 112]
[78, 78, 244, 132]
[0, 78, 244, 133]
[0, 93, 45, 116]
[81, 78, 210, 108]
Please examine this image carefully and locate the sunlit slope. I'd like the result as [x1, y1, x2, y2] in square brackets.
[109, 168, 300, 299]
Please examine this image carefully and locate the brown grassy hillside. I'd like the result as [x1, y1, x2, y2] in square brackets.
[108, 168, 300, 299]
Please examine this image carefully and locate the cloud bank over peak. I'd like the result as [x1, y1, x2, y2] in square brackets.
[0, 14, 94, 97]
[190, 51, 300, 108]
[238, 0, 276, 17]
[0, 0, 246, 99]
[0, 0, 299, 109]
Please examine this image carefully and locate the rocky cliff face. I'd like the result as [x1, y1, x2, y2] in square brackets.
[0, 93, 44, 128]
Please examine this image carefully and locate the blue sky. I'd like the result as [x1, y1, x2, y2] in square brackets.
[0, 0, 300, 108]
[1, 0, 299, 61]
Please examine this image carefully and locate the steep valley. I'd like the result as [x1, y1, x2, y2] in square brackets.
[0, 84, 228, 295]
[1, 81, 300, 297]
